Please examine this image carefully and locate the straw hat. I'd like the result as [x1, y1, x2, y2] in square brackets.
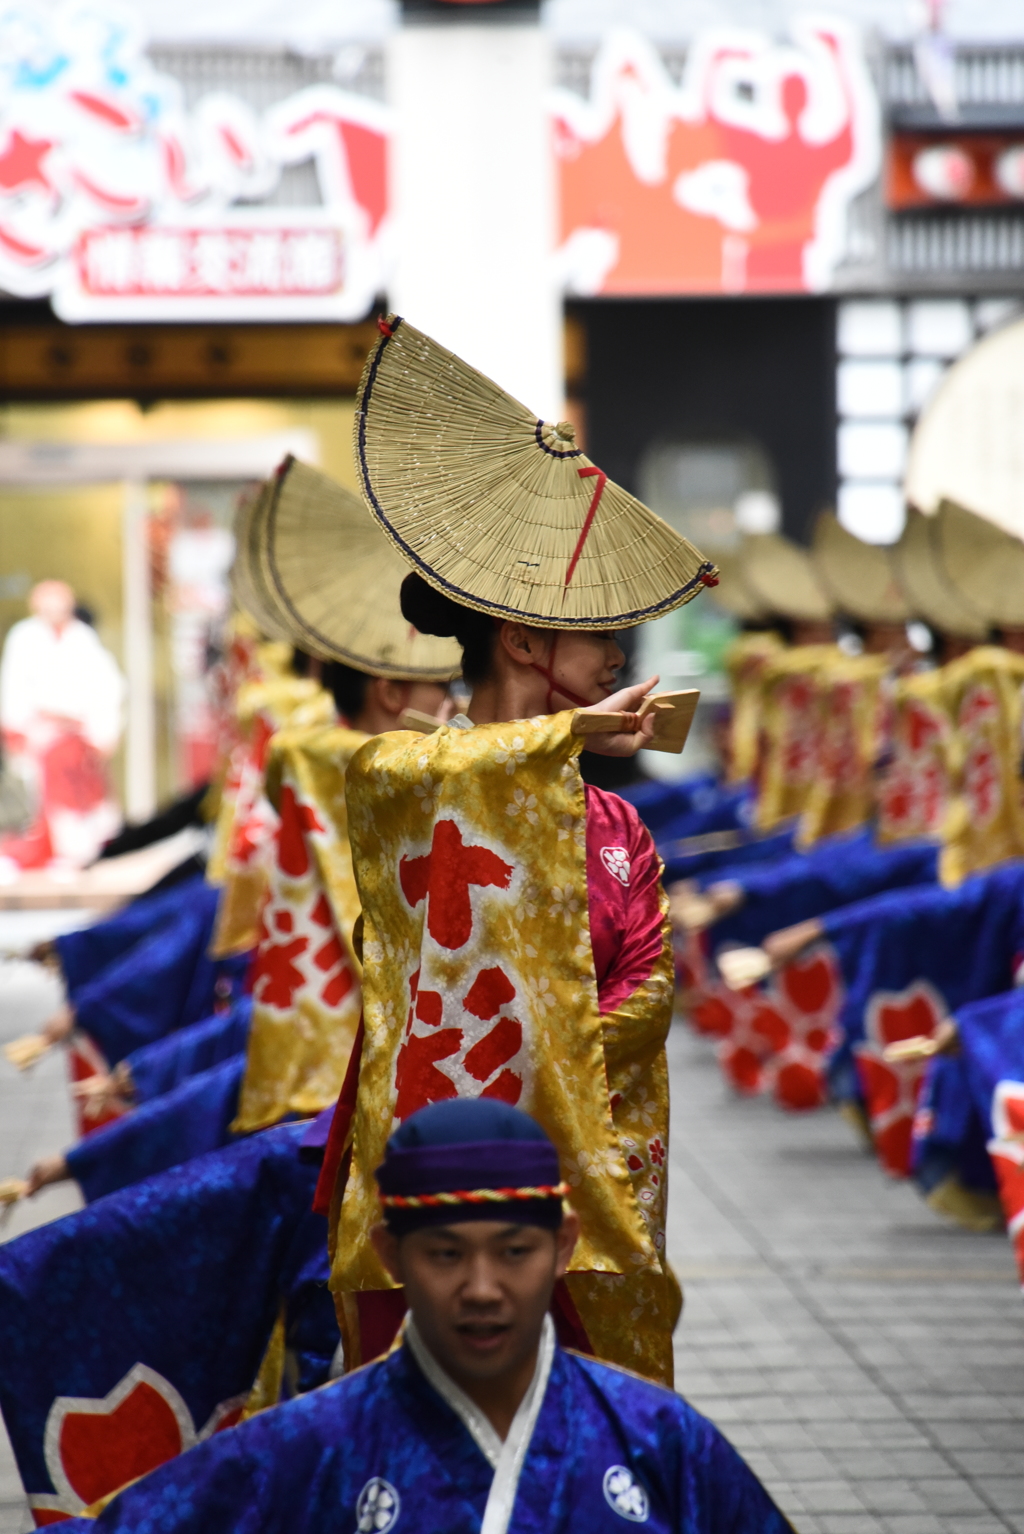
[892, 507, 988, 640]
[812, 511, 909, 624]
[931, 499, 1024, 628]
[705, 547, 771, 622]
[736, 533, 833, 622]
[352, 315, 717, 631]
[904, 314, 1024, 533]
[259, 457, 461, 680]
[230, 485, 295, 645]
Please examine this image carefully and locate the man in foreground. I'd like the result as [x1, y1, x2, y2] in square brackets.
[65, 1100, 792, 1532]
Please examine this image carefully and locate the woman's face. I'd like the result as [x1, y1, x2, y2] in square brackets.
[539, 629, 625, 706]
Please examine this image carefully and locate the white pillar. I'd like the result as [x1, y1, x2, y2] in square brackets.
[121, 479, 156, 821]
[389, 22, 562, 422]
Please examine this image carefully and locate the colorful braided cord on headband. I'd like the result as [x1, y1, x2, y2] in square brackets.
[380, 1182, 570, 1210]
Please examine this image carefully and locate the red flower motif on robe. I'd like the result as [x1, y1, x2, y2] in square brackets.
[30, 1365, 245, 1525]
[854, 981, 947, 1178]
[986, 1080, 1024, 1287]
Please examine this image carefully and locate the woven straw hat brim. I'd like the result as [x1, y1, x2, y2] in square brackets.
[892, 507, 988, 639]
[812, 512, 909, 624]
[259, 458, 462, 681]
[230, 486, 297, 645]
[706, 548, 770, 621]
[933, 498, 1024, 627]
[904, 314, 1024, 529]
[737, 534, 834, 622]
[352, 316, 717, 632]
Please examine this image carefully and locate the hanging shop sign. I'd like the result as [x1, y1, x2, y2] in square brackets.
[0, 6, 884, 317]
[553, 20, 882, 297]
[0, 3, 389, 322]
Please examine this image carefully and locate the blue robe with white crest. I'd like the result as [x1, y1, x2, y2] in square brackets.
[58, 1327, 791, 1534]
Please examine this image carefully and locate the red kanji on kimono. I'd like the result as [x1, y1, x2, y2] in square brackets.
[276, 785, 325, 879]
[252, 932, 309, 1009]
[393, 960, 526, 1120]
[399, 820, 513, 950]
[959, 683, 998, 733]
[964, 739, 1000, 825]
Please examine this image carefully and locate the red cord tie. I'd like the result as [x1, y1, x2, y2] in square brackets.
[565, 466, 608, 587]
[700, 571, 720, 587]
[377, 316, 395, 338]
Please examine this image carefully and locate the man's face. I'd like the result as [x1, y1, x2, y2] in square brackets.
[375, 1217, 574, 1388]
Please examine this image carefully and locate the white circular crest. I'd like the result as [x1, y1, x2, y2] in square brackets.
[600, 845, 631, 886]
[603, 1464, 649, 1522]
[356, 1477, 400, 1532]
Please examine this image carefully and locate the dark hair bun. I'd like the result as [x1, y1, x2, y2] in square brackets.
[400, 572, 496, 685]
[400, 572, 466, 638]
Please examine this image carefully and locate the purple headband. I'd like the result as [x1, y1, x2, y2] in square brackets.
[375, 1139, 566, 1235]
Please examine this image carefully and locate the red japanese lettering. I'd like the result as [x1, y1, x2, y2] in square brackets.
[399, 820, 513, 949]
[252, 935, 308, 1009]
[464, 1016, 523, 1082]
[277, 784, 325, 878]
[394, 1028, 463, 1121]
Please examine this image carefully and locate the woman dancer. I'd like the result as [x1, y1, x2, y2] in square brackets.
[317, 315, 718, 1386]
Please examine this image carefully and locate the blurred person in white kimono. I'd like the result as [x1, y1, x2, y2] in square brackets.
[0, 580, 125, 870]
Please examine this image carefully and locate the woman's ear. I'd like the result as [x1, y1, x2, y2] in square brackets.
[371, 677, 410, 719]
[497, 622, 548, 668]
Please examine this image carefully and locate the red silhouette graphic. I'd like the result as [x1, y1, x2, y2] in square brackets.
[555, 24, 877, 297]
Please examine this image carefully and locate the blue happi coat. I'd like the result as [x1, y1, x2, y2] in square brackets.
[70, 883, 250, 1066]
[65, 1054, 248, 1201]
[913, 987, 1024, 1197]
[820, 863, 1024, 1101]
[0, 1124, 338, 1524]
[60, 1342, 791, 1534]
[125, 996, 253, 1104]
[662, 824, 797, 886]
[620, 774, 735, 835]
[55, 875, 207, 998]
[704, 833, 939, 955]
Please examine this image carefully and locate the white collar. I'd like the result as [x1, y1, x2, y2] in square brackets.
[404, 1314, 555, 1534]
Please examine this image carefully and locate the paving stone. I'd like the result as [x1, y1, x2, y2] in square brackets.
[666, 1024, 1024, 1534]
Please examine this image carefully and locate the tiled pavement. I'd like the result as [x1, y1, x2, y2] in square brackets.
[668, 1022, 1024, 1534]
[0, 938, 1020, 1534]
